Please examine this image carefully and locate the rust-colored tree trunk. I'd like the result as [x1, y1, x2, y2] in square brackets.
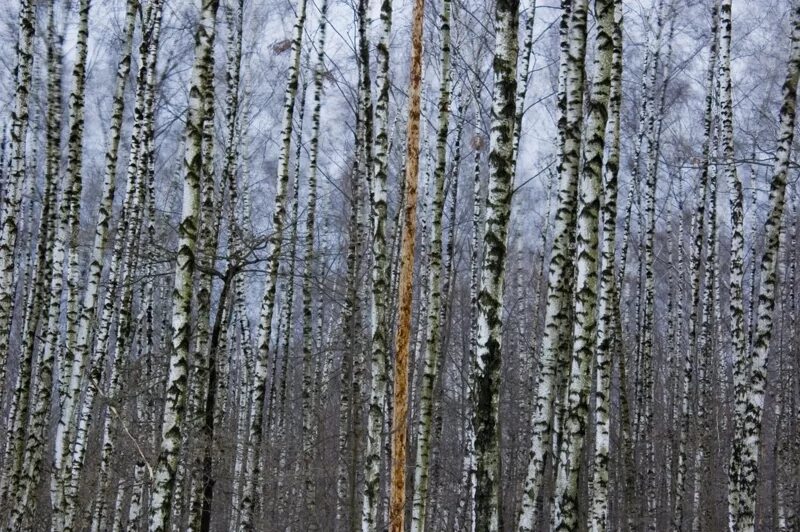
[389, 0, 425, 529]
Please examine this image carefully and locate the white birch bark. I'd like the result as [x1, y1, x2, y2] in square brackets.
[517, 3, 580, 527]
[0, 1, 61, 508]
[672, 5, 718, 525]
[0, 0, 35, 380]
[472, 1, 519, 529]
[51, 1, 138, 525]
[551, 0, 610, 529]
[458, 138, 482, 532]
[410, 1, 452, 529]
[187, 19, 219, 530]
[64, 4, 163, 528]
[299, 29, 327, 514]
[148, 1, 219, 529]
[589, 2, 622, 529]
[511, 0, 536, 168]
[7, 2, 89, 527]
[361, 0, 391, 525]
[720, 0, 747, 522]
[638, 2, 670, 524]
[733, 4, 800, 529]
[238, 1, 307, 527]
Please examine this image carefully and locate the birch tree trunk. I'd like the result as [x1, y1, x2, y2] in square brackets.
[458, 136, 483, 532]
[733, 4, 800, 529]
[228, 110, 255, 527]
[687, 5, 718, 530]
[638, 2, 670, 524]
[361, 0, 391, 526]
[389, 0, 426, 526]
[517, 3, 580, 527]
[51, 1, 138, 525]
[512, 0, 536, 168]
[299, 1, 328, 528]
[410, 1, 452, 529]
[0, 0, 35, 384]
[238, 0, 307, 528]
[148, 1, 219, 529]
[8, 2, 89, 527]
[66, 3, 163, 528]
[551, 0, 611, 529]
[187, 19, 219, 531]
[472, 1, 520, 529]
[274, 79, 304, 524]
[589, 2, 622, 529]
[335, 161, 363, 530]
[720, 0, 747, 522]
[672, 5, 718, 525]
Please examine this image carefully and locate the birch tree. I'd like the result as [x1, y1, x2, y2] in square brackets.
[50, 1, 138, 525]
[389, 0, 426, 527]
[7, 1, 89, 527]
[148, 1, 219, 529]
[239, 0, 307, 527]
[670, 5, 721, 527]
[0, 0, 60, 510]
[458, 131, 483, 532]
[410, 1, 452, 529]
[472, 0, 519, 529]
[65, 4, 163, 528]
[552, 0, 612, 529]
[0, 0, 35, 385]
[721, 0, 748, 521]
[294, 1, 329, 528]
[589, 2, 622, 529]
[732, 3, 800, 529]
[361, 0, 391, 525]
[517, 3, 581, 526]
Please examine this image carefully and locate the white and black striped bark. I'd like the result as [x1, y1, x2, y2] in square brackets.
[458, 137, 482, 532]
[228, 110, 255, 526]
[238, 0, 307, 528]
[66, 4, 163, 528]
[472, 1, 519, 529]
[91, 198, 147, 532]
[672, 4, 718, 525]
[638, 2, 671, 525]
[335, 160, 364, 530]
[148, 1, 219, 530]
[0, 2, 60, 510]
[511, 0, 536, 168]
[691, 8, 719, 531]
[552, 0, 611, 529]
[410, 2, 452, 530]
[7, 2, 89, 527]
[50, 2, 138, 526]
[361, 0, 391, 526]
[273, 80, 305, 523]
[720, 0, 747, 523]
[187, 17, 219, 530]
[517, 3, 579, 528]
[298, 1, 328, 527]
[0, 0, 35, 381]
[733, 4, 800, 529]
[692, 66, 718, 532]
[425, 98, 464, 527]
[589, 2, 622, 529]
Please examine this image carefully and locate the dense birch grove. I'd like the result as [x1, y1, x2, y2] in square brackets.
[1, 0, 800, 530]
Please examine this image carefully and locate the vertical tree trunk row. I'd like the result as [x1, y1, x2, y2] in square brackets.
[148, 1, 218, 530]
[733, 4, 800, 530]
